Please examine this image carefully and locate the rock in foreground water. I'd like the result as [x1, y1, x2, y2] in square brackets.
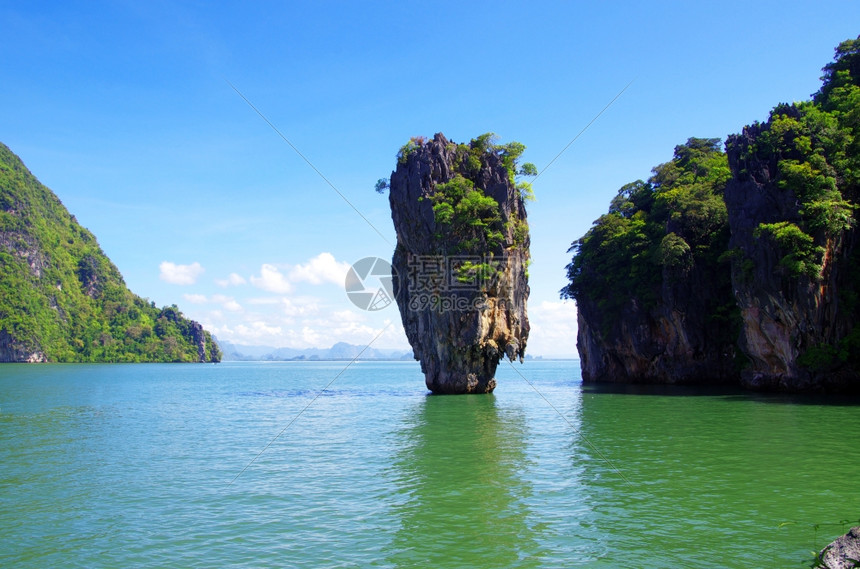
[815, 526, 860, 569]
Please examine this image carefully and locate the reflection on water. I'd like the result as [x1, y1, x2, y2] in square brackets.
[384, 394, 541, 568]
[575, 385, 860, 568]
[3, 362, 856, 567]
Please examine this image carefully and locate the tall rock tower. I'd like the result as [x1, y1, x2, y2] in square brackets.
[387, 133, 531, 393]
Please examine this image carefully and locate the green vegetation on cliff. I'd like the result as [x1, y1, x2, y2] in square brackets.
[733, 37, 860, 374]
[563, 36, 860, 388]
[734, 38, 860, 281]
[561, 137, 732, 329]
[385, 133, 535, 283]
[437, 134, 535, 281]
[0, 142, 220, 363]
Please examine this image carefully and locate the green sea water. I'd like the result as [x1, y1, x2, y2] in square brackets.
[0, 361, 857, 568]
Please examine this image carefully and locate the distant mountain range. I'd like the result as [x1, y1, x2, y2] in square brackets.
[216, 339, 556, 362]
[215, 339, 414, 361]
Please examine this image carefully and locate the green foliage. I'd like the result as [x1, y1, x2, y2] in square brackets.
[814, 35, 860, 106]
[562, 138, 735, 338]
[732, 39, 860, 286]
[400, 133, 535, 259]
[446, 133, 538, 200]
[431, 174, 504, 251]
[738, 57, 859, 278]
[799, 327, 860, 371]
[754, 222, 824, 279]
[387, 133, 533, 291]
[658, 232, 693, 271]
[512, 215, 529, 247]
[453, 260, 498, 285]
[470, 132, 498, 153]
[797, 343, 842, 372]
[397, 136, 427, 164]
[497, 141, 525, 180]
[516, 180, 535, 202]
[801, 195, 855, 234]
[767, 108, 855, 238]
[519, 162, 538, 177]
[564, 37, 860, 377]
[609, 180, 652, 217]
[0, 142, 220, 363]
[375, 178, 389, 193]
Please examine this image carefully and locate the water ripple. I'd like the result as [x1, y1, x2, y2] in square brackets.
[1, 362, 858, 567]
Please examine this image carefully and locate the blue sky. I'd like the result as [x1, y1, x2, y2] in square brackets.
[2, 1, 858, 356]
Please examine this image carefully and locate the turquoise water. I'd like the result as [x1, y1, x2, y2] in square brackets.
[1, 361, 858, 568]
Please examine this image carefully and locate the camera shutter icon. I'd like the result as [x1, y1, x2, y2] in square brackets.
[345, 257, 395, 311]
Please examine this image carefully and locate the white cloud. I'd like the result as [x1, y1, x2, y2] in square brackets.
[377, 319, 411, 350]
[235, 321, 283, 339]
[332, 309, 364, 323]
[195, 255, 412, 351]
[282, 297, 320, 317]
[250, 264, 293, 294]
[211, 294, 243, 312]
[527, 300, 578, 357]
[208, 321, 284, 344]
[159, 261, 204, 285]
[243, 254, 349, 296]
[197, 279, 571, 356]
[298, 310, 385, 347]
[300, 326, 322, 347]
[215, 273, 247, 287]
[203, 300, 408, 350]
[288, 252, 350, 285]
[182, 294, 243, 313]
[247, 297, 282, 305]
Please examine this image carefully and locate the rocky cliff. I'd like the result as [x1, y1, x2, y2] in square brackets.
[0, 142, 221, 363]
[724, 109, 855, 391]
[564, 37, 860, 392]
[566, 138, 739, 385]
[387, 133, 530, 393]
[575, 263, 739, 385]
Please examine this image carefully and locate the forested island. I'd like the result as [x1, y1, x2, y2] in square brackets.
[0, 143, 220, 363]
[563, 37, 860, 392]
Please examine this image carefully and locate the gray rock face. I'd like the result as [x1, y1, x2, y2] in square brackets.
[573, 138, 738, 386]
[190, 321, 207, 363]
[725, 118, 853, 391]
[576, 253, 738, 385]
[0, 329, 46, 363]
[816, 527, 860, 569]
[388, 133, 530, 394]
